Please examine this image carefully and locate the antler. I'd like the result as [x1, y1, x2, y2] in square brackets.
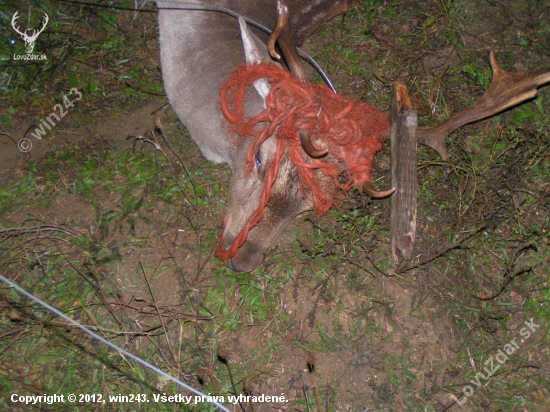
[267, 1, 286, 60]
[298, 130, 328, 158]
[11, 11, 25, 36]
[268, 0, 307, 80]
[269, 1, 394, 197]
[419, 51, 550, 160]
[36, 13, 49, 37]
[269, 1, 328, 159]
[364, 183, 395, 199]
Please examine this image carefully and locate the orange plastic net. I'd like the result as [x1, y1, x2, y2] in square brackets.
[215, 64, 390, 260]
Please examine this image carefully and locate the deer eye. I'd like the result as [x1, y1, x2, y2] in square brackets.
[255, 149, 262, 171]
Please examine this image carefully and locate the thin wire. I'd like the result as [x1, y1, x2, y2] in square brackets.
[155, 1, 337, 93]
[53, 0, 337, 92]
[0, 273, 231, 412]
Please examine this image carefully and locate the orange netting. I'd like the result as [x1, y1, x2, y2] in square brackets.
[215, 63, 390, 260]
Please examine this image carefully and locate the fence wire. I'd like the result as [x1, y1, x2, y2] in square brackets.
[0, 273, 231, 412]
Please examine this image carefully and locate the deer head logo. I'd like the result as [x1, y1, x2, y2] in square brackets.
[11, 10, 49, 55]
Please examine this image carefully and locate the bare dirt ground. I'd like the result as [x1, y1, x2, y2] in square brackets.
[0, 1, 549, 411]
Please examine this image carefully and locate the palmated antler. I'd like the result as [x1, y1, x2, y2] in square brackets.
[419, 51, 550, 160]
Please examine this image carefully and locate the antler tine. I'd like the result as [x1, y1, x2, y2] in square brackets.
[268, 1, 328, 160]
[363, 182, 396, 199]
[38, 13, 49, 35]
[298, 131, 328, 158]
[267, 1, 287, 60]
[419, 51, 550, 160]
[11, 11, 24, 36]
[267, 0, 307, 80]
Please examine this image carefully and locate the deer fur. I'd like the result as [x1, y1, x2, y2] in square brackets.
[157, 0, 351, 272]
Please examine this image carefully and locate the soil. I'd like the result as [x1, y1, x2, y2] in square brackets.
[1, 1, 549, 411]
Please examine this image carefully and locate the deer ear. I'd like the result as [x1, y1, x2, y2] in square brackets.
[239, 17, 275, 66]
[238, 17, 281, 101]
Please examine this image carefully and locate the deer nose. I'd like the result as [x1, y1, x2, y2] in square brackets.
[226, 258, 247, 273]
[225, 241, 267, 273]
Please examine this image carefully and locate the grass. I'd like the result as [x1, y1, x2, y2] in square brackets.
[1, 0, 550, 411]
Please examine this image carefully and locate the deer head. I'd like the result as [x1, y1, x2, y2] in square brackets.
[157, 0, 353, 272]
[215, 3, 393, 270]
[11, 10, 49, 54]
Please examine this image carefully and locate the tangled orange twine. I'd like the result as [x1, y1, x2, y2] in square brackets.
[215, 63, 390, 260]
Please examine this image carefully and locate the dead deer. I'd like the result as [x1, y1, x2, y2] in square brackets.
[157, 0, 353, 272]
[157, 0, 550, 272]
